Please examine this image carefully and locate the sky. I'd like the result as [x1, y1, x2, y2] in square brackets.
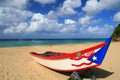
[0, 0, 120, 39]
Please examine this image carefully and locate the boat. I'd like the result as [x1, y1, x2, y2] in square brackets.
[29, 38, 111, 72]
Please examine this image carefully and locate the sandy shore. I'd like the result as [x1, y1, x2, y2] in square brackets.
[0, 42, 120, 80]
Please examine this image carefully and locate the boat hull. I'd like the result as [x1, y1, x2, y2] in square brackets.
[30, 51, 100, 72]
[29, 38, 111, 72]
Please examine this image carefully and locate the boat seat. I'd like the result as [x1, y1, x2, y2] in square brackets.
[41, 51, 65, 56]
[32, 51, 65, 57]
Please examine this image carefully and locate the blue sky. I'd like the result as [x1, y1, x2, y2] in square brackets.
[0, 0, 120, 39]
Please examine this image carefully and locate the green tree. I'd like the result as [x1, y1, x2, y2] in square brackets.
[111, 24, 120, 41]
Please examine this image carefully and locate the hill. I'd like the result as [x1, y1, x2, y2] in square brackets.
[111, 24, 120, 41]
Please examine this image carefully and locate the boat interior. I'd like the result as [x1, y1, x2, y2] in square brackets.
[32, 51, 65, 57]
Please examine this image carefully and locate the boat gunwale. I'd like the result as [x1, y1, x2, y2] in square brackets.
[29, 42, 106, 60]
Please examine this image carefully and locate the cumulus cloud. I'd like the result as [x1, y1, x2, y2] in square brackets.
[3, 11, 114, 38]
[4, 13, 78, 34]
[65, 19, 76, 24]
[79, 16, 91, 26]
[83, 0, 120, 16]
[78, 16, 102, 26]
[60, 19, 77, 33]
[0, 0, 27, 9]
[82, 0, 101, 16]
[57, 0, 81, 16]
[4, 23, 28, 34]
[4, 12, 113, 38]
[0, 0, 116, 38]
[0, 0, 33, 35]
[91, 18, 102, 24]
[113, 12, 120, 22]
[100, 0, 120, 10]
[0, 7, 33, 27]
[34, 0, 55, 4]
[45, 10, 57, 20]
[25, 14, 77, 33]
[60, 25, 76, 33]
[86, 24, 114, 35]
[26, 13, 62, 33]
[4, 13, 62, 34]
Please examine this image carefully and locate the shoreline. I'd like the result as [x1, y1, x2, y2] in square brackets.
[0, 41, 102, 49]
[0, 42, 120, 80]
[0, 38, 105, 48]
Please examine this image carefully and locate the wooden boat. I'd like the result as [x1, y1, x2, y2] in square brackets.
[29, 38, 111, 72]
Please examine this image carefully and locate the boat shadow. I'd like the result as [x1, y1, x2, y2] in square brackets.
[89, 68, 113, 78]
[54, 68, 114, 78]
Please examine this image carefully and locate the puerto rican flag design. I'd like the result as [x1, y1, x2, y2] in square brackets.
[71, 38, 111, 69]
[88, 38, 111, 64]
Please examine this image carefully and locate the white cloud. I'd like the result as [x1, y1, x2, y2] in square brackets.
[60, 19, 77, 33]
[79, 16, 91, 26]
[113, 12, 120, 22]
[100, 0, 120, 10]
[0, 0, 116, 38]
[3, 11, 114, 38]
[26, 13, 46, 33]
[26, 13, 62, 33]
[57, 0, 81, 16]
[91, 18, 102, 24]
[0, 0, 27, 9]
[78, 15, 102, 27]
[87, 26, 101, 33]
[4, 13, 78, 34]
[86, 24, 114, 35]
[83, 0, 120, 16]
[45, 10, 57, 20]
[0, 0, 33, 35]
[26, 14, 78, 34]
[65, 19, 76, 24]
[34, 0, 55, 4]
[60, 25, 76, 33]
[82, 0, 101, 16]
[15, 23, 28, 33]
[4, 27, 15, 34]
[0, 7, 33, 27]
[4, 23, 28, 34]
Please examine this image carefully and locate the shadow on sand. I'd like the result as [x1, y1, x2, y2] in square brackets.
[54, 68, 113, 79]
[89, 68, 113, 78]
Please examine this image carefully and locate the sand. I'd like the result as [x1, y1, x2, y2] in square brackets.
[0, 42, 120, 80]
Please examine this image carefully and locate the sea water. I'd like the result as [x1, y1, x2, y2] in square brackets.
[0, 39, 105, 47]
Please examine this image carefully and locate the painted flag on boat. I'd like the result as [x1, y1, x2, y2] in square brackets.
[72, 38, 111, 68]
[88, 38, 111, 64]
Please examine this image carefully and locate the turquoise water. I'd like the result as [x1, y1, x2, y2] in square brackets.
[0, 39, 105, 47]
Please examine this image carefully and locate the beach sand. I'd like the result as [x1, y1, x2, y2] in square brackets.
[0, 42, 120, 80]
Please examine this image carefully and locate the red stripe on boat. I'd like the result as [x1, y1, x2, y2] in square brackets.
[71, 62, 93, 67]
[80, 42, 106, 54]
[36, 61, 100, 72]
[30, 42, 106, 60]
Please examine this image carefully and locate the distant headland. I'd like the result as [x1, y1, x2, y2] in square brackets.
[112, 24, 120, 41]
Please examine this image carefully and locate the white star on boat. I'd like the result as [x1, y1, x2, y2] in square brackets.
[92, 56, 97, 61]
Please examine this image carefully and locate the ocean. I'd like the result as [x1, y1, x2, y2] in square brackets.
[0, 38, 105, 48]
